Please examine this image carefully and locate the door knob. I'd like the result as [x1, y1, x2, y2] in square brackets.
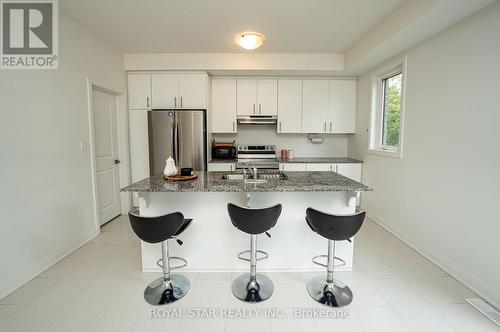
[114, 159, 120, 165]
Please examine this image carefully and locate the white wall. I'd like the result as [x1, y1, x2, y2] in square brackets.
[0, 16, 127, 299]
[349, 2, 500, 308]
[213, 126, 348, 158]
[124, 53, 344, 73]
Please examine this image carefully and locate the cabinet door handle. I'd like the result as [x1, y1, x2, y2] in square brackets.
[232, 121, 235, 132]
[174, 97, 177, 108]
[279, 122, 282, 132]
[253, 104, 256, 114]
[180, 96, 183, 108]
[259, 104, 262, 114]
[146, 96, 149, 108]
[324, 122, 327, 132]
[330, 122, 332, 132]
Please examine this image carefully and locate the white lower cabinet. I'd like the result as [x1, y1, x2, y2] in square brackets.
[336, 163, 362, 182]
[208, 163, 235, 172]
[280, 162, 362, 182]
[279, 163, 306, 171]
[305, 163, 333, 171]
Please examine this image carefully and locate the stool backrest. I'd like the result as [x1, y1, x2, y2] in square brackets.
[227, 203, 282, 235]
[128, 211, 184, 244]
[306, 208, 365, 241]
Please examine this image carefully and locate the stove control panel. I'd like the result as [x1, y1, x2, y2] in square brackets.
[237, 144, 275, 152]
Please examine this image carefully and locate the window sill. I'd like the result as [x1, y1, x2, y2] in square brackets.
[368, 148, 402, 159]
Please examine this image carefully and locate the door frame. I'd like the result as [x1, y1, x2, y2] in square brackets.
[86, 78, 128, 232]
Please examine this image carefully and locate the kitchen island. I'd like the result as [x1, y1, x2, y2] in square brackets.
[122, 171, 372, 272]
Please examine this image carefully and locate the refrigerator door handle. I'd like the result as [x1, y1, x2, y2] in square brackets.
[175, 121, 180, 167]
[171, 119, 177, 163]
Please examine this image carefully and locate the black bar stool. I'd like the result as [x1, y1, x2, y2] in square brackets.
[305, 208, 365, 307]
[227, 203, 282, 303]
[128, 210, 193, 305]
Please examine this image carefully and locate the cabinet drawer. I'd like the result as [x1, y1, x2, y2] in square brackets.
[280, 163, 306, 171]
[305, 163, 333, 171]
[208, 163, 235, 172]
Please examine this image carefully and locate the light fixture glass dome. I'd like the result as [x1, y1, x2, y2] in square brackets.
[236, 32, 266, 50]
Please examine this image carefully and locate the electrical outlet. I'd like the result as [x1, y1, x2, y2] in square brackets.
[80, 141, 87, 152]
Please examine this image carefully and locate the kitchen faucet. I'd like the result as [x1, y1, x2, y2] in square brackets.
[242, 163, 258, 180]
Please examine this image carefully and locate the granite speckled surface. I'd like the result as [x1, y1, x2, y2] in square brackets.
[121, 171, 372, 193]
[208, 159, 237, 163]
[277, 157, 362, 163]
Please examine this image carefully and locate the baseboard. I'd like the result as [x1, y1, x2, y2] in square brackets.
[0, 229, 100, 301]
[363, 207, 500, 311]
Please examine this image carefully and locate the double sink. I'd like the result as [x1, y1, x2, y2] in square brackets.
[221, 170, 288, 184]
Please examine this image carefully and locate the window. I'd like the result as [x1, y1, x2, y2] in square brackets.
[369, 58, 406, 158]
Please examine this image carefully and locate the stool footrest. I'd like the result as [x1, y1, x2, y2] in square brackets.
[156, 257, 188, 270]
[312, 255, 346, 268]
[237, 250, 268, 262]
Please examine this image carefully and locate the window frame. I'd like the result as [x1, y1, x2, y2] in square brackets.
[368, 57, 407, 159]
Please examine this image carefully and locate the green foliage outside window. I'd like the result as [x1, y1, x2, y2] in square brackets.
[383, 74, 401, 147]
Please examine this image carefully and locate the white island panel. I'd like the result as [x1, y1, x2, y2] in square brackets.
[138, 191, 357, 272]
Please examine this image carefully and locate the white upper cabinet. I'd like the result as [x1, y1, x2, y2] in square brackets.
[302, 80, 329, 133]
[237, 79, 277, 116]
[328, 80, 357, 133]
[128, 109, 150, 182]
[178, 74, 207, 109]
[237, 80, 258, 115]
[151, 73, 178, 109]
[257, 80, 278, 115]
[151, 73, 207, 109]
[211, 79, 237, 133]
[277, 80, 302, 133]
[128, 73, 151, 110]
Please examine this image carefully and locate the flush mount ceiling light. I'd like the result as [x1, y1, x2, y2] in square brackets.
[236, 32, 266, 50]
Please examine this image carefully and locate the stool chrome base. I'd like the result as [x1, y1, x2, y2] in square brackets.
[307, 276, 353, 307]
[232, 273, 274, 303]
[144, 274, 190, 305]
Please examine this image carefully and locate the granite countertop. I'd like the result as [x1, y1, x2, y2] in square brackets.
[209, 157, 362, 164]
[208, 159, 237, 163]
[121, 171, 372, 193]
[277, 157, 363, 163]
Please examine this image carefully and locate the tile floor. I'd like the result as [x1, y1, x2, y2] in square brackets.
[0, 215, 498, 332]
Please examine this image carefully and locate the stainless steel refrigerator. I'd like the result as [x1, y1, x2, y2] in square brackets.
[148, 110, 207, 175]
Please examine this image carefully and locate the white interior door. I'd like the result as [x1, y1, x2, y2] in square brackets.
[92, 88, 121, 225]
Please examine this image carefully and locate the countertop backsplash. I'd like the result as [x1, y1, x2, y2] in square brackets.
[211, 126, 348, 157]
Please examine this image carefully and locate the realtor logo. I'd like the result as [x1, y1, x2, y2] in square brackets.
[1, 0, 58, 69]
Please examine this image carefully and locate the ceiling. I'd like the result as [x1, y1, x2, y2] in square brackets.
[60, 0, 406, 53]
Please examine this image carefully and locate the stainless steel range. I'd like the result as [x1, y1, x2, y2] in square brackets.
[236, 144, 279, 169]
